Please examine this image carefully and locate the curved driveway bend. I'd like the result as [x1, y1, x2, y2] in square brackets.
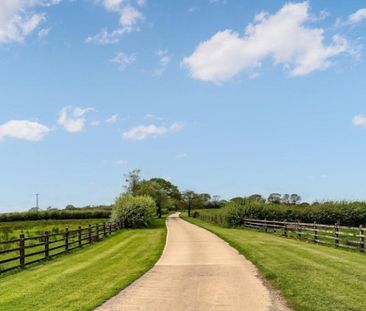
[96, 213, 290, 311]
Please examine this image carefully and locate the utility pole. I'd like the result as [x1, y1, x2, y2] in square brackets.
[34, 193, 40, 209]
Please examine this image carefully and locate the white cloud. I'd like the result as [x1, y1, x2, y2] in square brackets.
[182, 2, 354, 83]
[144, 113, 163, 121]
[90, 120, 101, 127]
[176, 153, 188, 159]
[347, 8, 366, 25]
[153, 49, 172, 76]
[122, 122, 184, 140]
[156, 49, 172, 66]
[57, 106, 95, 132]
[188, 7, 199, 13]
[116, 159, 128, 165]
[0, 120, 50, 142]
[86, 0, 144, 44]
[352, 114, 366, 127]
[38, 27, 50, 39]
[110, 52, 136, 70]
[105, 114, 118, 124]
[209, 0, 227, 4]
[0, 0, 60, 44]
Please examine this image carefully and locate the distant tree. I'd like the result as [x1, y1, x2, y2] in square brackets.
[299, 202, 310, 207]
[212, 195, 221, 202]
[182, 190, 195, 217]
[65, 204, 76, 210]
[207, 195, 224, 209]
[28, 207, 40, 212]
[196, 193, 211, 208]
[124, 169, 141, 194]
[230, 197, 245, 204]
[247, 194, 265, 203]
[290, 194, 301, 205]
[267, 193, 282, 204]
[281, 194, 290, 204]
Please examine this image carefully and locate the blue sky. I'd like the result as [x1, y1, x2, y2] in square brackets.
[1, 0, 366, 212]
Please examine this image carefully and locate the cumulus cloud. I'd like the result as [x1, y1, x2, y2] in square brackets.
[0, 0, 60, 44]
[105, 114, 118, 124]
[0, 120, 50, 142]
[182, 2, 355, 83]
[57, 106, 95, 132]
[110, 52, 136, 70]
[122, 122, 183, 140]
[347, 8, 366, 25]
[86, 0, 144, 44]
[352, 114, 366, 127]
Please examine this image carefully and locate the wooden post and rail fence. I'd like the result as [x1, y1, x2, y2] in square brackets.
[198, 214, 366, 253]
[0, 221, 122, 274]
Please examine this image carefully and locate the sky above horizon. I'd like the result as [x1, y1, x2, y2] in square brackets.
[1, 0, 366, 212]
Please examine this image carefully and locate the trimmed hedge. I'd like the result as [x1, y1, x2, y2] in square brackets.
[0, 209, 111, 222]
[223, 200, 366, 227]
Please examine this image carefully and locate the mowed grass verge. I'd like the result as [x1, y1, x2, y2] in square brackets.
[0, 218, 167, 311]
[182, 214, 366, 311]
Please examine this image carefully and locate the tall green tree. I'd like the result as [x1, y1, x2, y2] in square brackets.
[124, 169, 141, 194]
[134, 180, 168, 218]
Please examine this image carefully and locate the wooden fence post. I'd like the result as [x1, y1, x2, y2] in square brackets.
[297, 223, 302, 240]
[284, 220, 288, 238]
[88, 225, 92, 244]
[44, 231, 49, 259]
[108, 223, 112, 235]
[335, 223, 339, 247]
[65, 228, 69, 252]
[103, 223, 106, 238]
[19, 234, 25, 269]
[359, 225, 364, 253]
[78, 226, 82, 247]
[96, 224, 99, 241]
[264, 219, 268, 232]
[313, 222, 318, 243]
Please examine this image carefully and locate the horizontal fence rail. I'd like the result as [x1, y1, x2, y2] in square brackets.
[198, 214, 365, 253]
[0, 221, 123, 274]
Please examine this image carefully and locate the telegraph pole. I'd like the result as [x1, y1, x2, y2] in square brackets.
[34, 193, 40, 209]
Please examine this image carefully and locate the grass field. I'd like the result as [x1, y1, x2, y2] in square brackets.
[0, 218, 166, 311]
[0, 219, 108, 241]
[182, 214, 366, 311]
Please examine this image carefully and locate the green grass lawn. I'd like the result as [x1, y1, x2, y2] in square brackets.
[182, 214, 366, 311]
[0, 218, 166, 311]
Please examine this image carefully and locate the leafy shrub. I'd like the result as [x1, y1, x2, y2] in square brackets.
[111, 195, 155, 228]
[192, 211, 200, 218]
